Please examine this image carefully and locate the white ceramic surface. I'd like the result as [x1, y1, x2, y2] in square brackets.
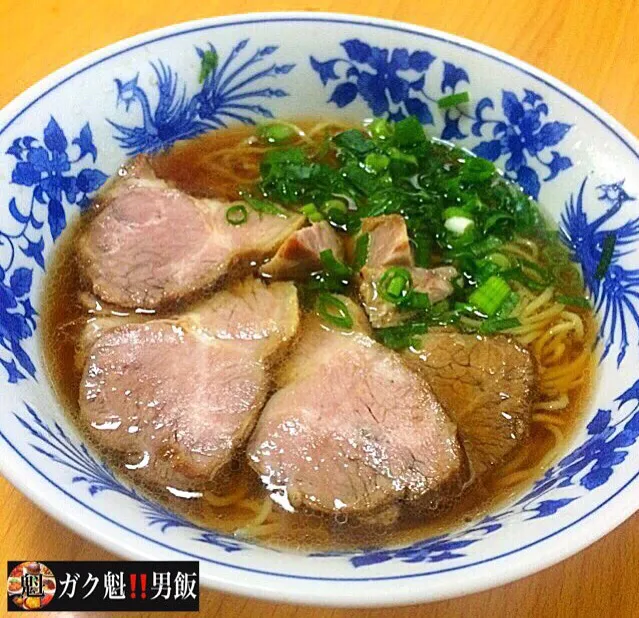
[1, 12, 638, 607]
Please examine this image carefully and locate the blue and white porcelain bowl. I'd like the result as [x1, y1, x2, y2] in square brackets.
[1, 12, 638, 607]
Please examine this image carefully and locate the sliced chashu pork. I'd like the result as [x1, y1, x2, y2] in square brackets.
[404, 332, 534, 475]
[356, 215, 457, 328]
[247, 298, 466, 518]
[78, 156, 304, 309]
[360, 265, 458, 328]
[79, 279, 299, 489]
[260, 221, 344, 280]
[360, 214, 414, 267]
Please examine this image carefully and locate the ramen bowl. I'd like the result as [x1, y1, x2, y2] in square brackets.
[1, 12, 638, 607]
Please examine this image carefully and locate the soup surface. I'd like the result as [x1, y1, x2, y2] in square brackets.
[42, 118, 595, 550]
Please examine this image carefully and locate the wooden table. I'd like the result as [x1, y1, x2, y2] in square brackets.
[1, 1, 638, 616]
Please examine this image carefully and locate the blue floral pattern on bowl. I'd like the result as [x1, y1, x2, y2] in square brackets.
[310, 39, 573, 199]
[1, 119, 106, 383]
[109, 40, 294, 155]
[0, 19, 638, 596]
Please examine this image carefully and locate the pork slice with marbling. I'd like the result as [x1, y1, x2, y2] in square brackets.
[78, 156, 304, 309]
[247, 299, 466, 518]
[359, 265, 458, 328]
[78, 279, 299, 490]
[356, 214, 457, 327]
[403, 332, 535, 476]
[360, 214, 414, 267]
[260, 221, 344, 280]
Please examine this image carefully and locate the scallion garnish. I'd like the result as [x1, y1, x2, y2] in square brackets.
[242, 195, 287, 217]
[332, 129, 376, 154]
[556, 295, 591, 309]
[353, 233, 370, 271]
[300, 203, 324, 222]
[322, 199, 348, 214]
[502, 267, 546, 292]
[478, 317, 521, 334]
[460, 156, 495, 183]
[374, 322, 429, 350]
[379, 267, 413, 304]
[319, 249, 352, 279]
[444, 208, 475, 236]
[364, 152, 390, 173]
[595, 233, 616, 280]
[368, 117, 393, 140]
[484, 212, 515, 235]
[316, 293, 353, 329]
[486, 252, 511, 270]
[469, 275, 511, 316]
[257, 122, 298, 145]
[393, 115, 426, 146]
[400, 290, 432, 311]
[438, 92, 470, 109]
[225, 204, 248, 226]
[248, 114, 588, 351]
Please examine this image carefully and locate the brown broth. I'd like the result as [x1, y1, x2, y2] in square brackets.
[40, 121, 596, 551]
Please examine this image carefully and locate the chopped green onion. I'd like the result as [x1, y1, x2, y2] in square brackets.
[368, 118, 393, 140]
[443, 206, 471, 220]
[319, 249, 352, 279]
[326, 207, 349, 229]
[353, 232, 370, 271]
[300, 203, 324, 222]
[316, 293, 353, 329]
[242, 195, 287, 216]
[479, 317, 521, 334]
[484, 212, 515, 235]
[198, 50, 218, 83]
[322, 198, 348, 213]
[387, 277, 406, 297]
[495, 291, 520, 318]
[387, 147, 418, 176]
[486, 253, 511, 270]
[502, 267, 546, 292]
[256, 122, 298, 144]
[374, 322, 428, 350]
[225, 204, 248, 225]
[460, 156, 495, 183]
[438, 91, 470, 109]
[469, 275, 511, 316]
[393, 115, 426, 146]
[333, 129, 376, 154]
[365, 152, 390, 173]
[445, 215, 475, 235]
[401, 290, 432, 310]
[379, 267, 413, 304]
[595, 233, 616, 280]
[411, 236, 431, 267]
[556, 294, 591, 309]
[455, 301, 477, 314]
[474, 259, 502, 284]
[388, 147, 418, 166]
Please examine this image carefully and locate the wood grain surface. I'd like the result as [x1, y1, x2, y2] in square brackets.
[1, 1, 638, 616]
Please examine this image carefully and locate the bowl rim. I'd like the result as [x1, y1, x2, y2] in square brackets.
[1, 11, 638, 607]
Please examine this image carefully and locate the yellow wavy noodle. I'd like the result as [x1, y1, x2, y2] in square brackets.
[203, 485, 280, 538]
[202, 484, 248, 507]
[484, 239, 595, 491]
[494, 423, 564, 490]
